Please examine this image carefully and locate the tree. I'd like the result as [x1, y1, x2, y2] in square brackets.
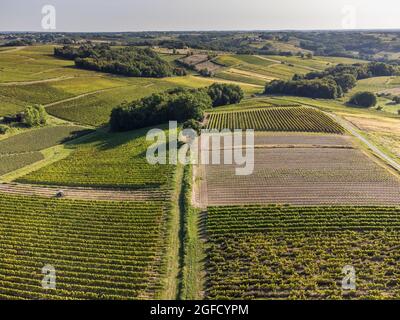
[334, 73, 357, 93]
[207, 83, 244, 107]
[23, 105, 48, 127]
[349, 92, 377, 108]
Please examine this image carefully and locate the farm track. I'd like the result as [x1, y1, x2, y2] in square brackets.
[0, 76, 76, 86]
[329, 112, 400, 172]
[44, 84, 134, 108]
[0, 183, 168, 201]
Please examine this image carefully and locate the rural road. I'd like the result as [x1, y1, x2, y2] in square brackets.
[329, 112, 400, 172]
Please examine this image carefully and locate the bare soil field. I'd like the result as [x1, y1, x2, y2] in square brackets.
[194, 134, 400, 206]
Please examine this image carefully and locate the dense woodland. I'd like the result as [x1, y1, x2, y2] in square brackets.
[110, 84, 243, 131]
[54, 44, 174, 77]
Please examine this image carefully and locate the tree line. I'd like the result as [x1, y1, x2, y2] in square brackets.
[110, 83, 243, 132]
[265, 62, 399, 99]
[54, 44, 177, 78]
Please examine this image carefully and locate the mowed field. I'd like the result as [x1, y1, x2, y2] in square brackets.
[205, 205, 400, 299]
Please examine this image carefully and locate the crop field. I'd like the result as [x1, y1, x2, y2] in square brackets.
[0, 153, 44, 176]
[205, 107, 345, 134]
[205, 205, 400, 300]
[0, 126, 90, 178]
[17, 127, 175, 190]
[0, 126, 90, 154]
[46, 79, 177, 126]
[0, 193, 170, 299]
[197, 135, 400, 206]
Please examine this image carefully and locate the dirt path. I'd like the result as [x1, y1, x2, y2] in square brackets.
[0, 76, 75, 86]
[0, 46, 25, 54]
[45, 85, 131, 107]
[0, 183, 168, 201]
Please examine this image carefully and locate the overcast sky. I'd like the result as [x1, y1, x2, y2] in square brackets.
[1, 0, 400, 32]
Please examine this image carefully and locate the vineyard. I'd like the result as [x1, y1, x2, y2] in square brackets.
[199, 142, 400, 206]
[0, 193, 170, 299]
[206, 205, 400, 299]
[16, 128, 175, 190]
[205, 107, 345, 134]
[0, 126, 90, 155]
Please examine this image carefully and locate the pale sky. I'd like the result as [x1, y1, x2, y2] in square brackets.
[0, 0, 400, 32]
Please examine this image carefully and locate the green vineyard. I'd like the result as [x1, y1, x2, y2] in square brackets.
[17, 128, 175, 189]
[206, 107, 345, 134]
[0, 194, 170, 299]
[206, 205, 400, 299]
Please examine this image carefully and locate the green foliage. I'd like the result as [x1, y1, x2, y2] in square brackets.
[207, 83, 244, 107]
[55, 44, 173, 78]
[349, 91, 377, 108]
[265, 78, 342, 99]
[110, 88, 212, 132]
[23, 105, 48, 127]
[266, 62, 398, 99]
[182, 119, 202, 135]
[0, 124, 8, 135]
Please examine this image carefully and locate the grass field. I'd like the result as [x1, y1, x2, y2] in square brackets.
[0, 193, 171, 299]
[206, 107, 344, 134]
[206, 205, 400, 299]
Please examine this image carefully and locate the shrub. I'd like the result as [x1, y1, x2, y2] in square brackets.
[207, 83, 244, 107]
[23, 105, 48, 127]
[349, 92, 377, 108]
[0, 124, 8, 135]
[182, 119, 202, 135]
[392, 96, 400, 104]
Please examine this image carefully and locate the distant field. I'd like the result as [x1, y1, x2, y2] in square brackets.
[206, 205, 400, 299]
[17, 127, 175, 189]
[0, 45, 262, 123]
[206, 107, 344, 134]
[214, 54, 367, 85]
[0, 193, 170, 299]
